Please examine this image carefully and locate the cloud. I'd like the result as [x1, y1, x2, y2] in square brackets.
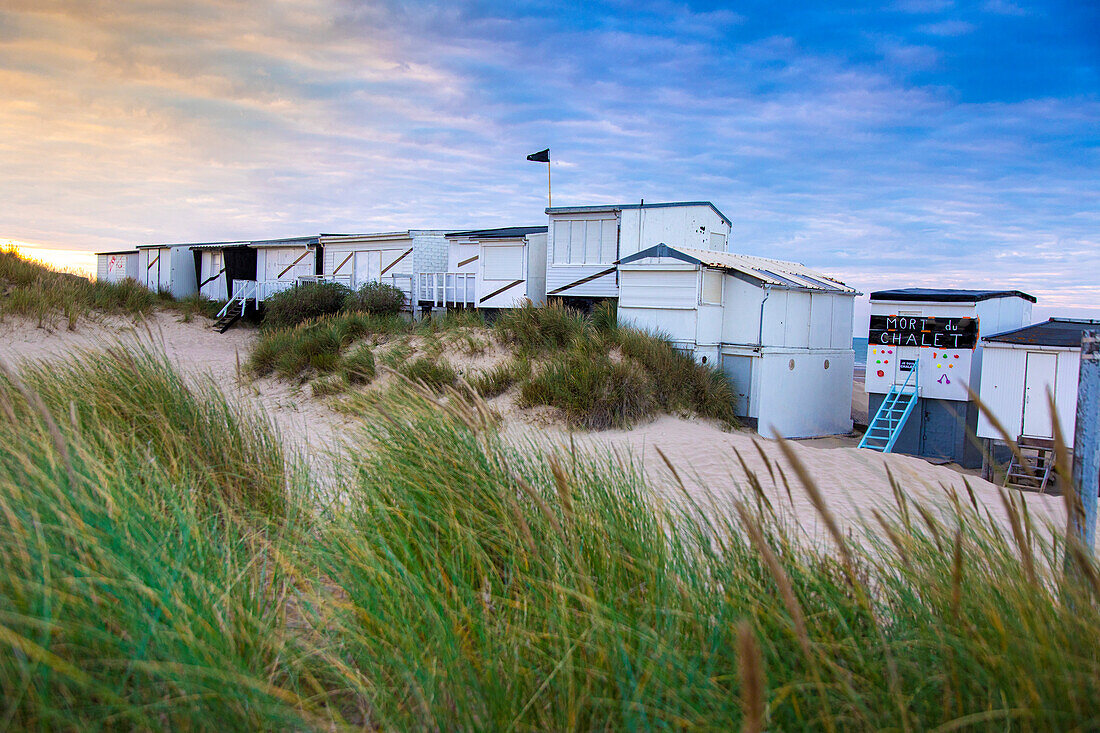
[0, 0, 1096, 316]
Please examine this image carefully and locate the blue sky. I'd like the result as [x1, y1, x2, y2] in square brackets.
[1, 0, 1097, 322]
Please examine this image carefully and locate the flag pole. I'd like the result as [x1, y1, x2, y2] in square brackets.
[547, 160, 552, 209]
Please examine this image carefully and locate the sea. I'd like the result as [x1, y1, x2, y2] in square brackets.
[852, 337, 868, 375]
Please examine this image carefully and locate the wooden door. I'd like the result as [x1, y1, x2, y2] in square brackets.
[355, 251, 381, 287]
[1021, 352, 1057, 438]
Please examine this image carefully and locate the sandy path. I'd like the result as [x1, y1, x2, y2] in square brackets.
[0, 313, 356, 462]
[0, 312, 1079, 549]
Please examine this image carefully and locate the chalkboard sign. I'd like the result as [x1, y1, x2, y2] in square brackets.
[869, 315, 979, 350]
[899, 358, 916, 371]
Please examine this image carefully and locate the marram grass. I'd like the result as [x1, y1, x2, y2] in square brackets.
[2, 347, 1099, 730]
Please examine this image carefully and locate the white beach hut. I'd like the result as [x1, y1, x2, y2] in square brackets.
[95, 250, 139, 284]
[321, 231, 448, 310]
[443, 227, 548, 310]
[545, 201, 731, 304]
[136, 243, 198, 298]
[861, 288, 1034, 468]
[617, 243, 859, 438]
[975, 318, 1099, 489]
[190, 242, 253, 301]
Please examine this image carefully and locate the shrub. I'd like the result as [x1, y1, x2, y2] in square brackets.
[592, 299, 618, 334]
[615, 328, 738, 424]
[344, 281, 406, 316]
[399, 356, 457, 391]
[521, 349, 653, 429]
[262, 281, 350, 330]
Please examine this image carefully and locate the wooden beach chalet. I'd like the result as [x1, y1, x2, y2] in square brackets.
[135, 243, 198, 298]
[617, 244, 859, 438]
[441, 227, 548, 310]
[320, 231, 448, 310]
[860, 288, 1035, 468]
[545, 201, 731, 305]
[976, 318, 1100, 490]
[95, 250, 139, 284]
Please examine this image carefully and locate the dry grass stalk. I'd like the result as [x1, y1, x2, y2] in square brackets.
[736, 620, 765, 733]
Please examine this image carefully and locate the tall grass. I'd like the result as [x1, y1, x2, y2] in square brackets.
[2, 352, 1100, 729]
[0, 346, 309, 729]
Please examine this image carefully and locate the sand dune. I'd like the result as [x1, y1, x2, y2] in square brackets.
[0, 312, 1079, 549]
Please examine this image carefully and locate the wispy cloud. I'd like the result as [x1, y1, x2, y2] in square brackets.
[0, 0, 1096, 315]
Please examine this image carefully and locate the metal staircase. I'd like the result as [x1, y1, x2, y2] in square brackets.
[859, 361, 919, 453]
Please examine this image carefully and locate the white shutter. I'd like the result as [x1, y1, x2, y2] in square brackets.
[600, 219, 618, 263]
[568, 222, 584, 264]
[552, 221, 569, 264]
[483, 245, 524, 280]
[708, 232, 727, 252]
[701, 269, 723, 304]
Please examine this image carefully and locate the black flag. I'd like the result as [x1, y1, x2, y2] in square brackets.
[526, 148, 550, 163]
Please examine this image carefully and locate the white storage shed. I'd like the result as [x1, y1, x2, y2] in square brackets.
[977, 319, 1099, 449]
[136, 243, 198, 298]
[95, 250, 139, 284]
[444, 227, 548, 309]
[617, 243, 859, 438]
[863, 289, 1034, 467]
[321, 231, 448, 310]
[545, 201, 731, 303]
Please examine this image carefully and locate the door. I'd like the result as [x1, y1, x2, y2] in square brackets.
[157, 249, 172, 292]
[1022, 352, 1057, 438]
[354, 251, 381, 287]
[721, 355, 754, 417]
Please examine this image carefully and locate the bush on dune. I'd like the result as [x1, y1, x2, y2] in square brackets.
[262, 281, 351, 330]
[343, 281, 406, 316]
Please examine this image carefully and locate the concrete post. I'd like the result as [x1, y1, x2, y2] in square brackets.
[1069, 331, 1099, 553]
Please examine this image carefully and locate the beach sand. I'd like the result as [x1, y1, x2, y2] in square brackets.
[0, 313, 1078, 548]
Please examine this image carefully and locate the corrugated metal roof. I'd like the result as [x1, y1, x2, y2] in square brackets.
[871, 288, 1036, 303]
[624, 245, 858, 294]
[546, 201, 731, 227]
[189, 242, 250, 251]
[446, 226, 547, 240]
[137, 239, 248, 250]
[984, 318, 1100, 347]
[248, 236, 320, 248]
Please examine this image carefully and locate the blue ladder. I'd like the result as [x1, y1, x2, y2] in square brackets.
[859, 360, 919, 453]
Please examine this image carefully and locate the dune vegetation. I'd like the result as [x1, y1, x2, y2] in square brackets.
[0, 249, 220, 328]
[249, 301, 740, 429]
[1, 345, 1099, 730]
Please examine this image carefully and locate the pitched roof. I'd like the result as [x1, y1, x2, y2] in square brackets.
[984, 318, 1100, 347]
[546, 201, 731, 227]
[618, 243, 858, 294]
[870, 288, 1036, 303]
[446, 226, 547, 240]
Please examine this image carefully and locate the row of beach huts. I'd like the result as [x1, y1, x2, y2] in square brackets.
[97, 199, 1096, 489]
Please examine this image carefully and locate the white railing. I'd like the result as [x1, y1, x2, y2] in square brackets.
[222, 274, 417, 315]
[418, 272, 476, 308]
[218, 280, 258, 318]
[295, 274, 352, 286]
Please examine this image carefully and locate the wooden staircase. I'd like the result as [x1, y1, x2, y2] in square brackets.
[212, 287, 252, 333]
[1003, 437, 1058, 493]
[859, 361, 919, 454]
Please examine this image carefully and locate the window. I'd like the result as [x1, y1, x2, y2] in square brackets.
[482, 245, 524, 280]
[707, 231, 727, 252]
[553, 217, 618, 264]
[701, 269, 723, 304]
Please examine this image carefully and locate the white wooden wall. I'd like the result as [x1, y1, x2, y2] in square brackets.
[96, 253, 138, 283]
[976, 344, 1079, 446]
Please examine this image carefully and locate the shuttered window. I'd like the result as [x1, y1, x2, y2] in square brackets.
[701, 269, 723, 305]
[707, 232, 727, 252]
[483, 245, 524, 280]
[553, 218, 618, 264]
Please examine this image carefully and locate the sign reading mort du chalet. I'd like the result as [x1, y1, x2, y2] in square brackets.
[869, 315, 979, 350]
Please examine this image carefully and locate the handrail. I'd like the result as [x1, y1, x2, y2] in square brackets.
[418, 272, 477, 308]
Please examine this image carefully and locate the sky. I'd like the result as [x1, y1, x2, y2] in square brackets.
[1, 0, 1098, 326]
